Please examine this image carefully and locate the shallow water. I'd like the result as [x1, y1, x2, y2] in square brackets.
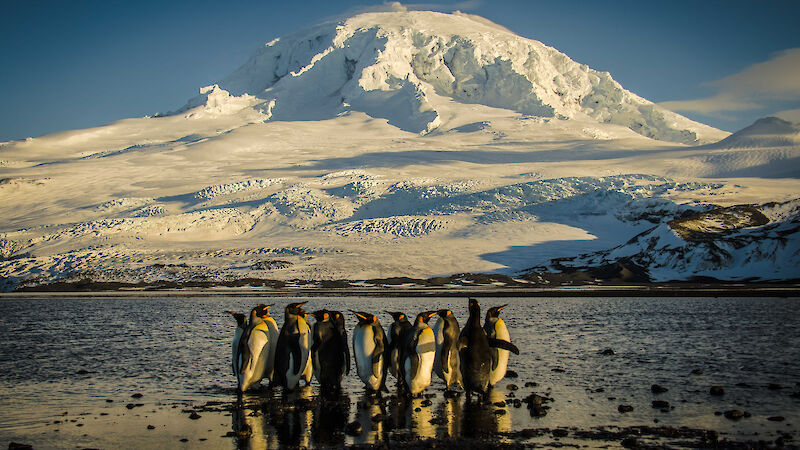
[0, 296, 798, 448]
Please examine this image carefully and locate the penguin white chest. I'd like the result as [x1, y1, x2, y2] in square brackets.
[488, 319, 511, 386]
[405, 328, 435, 394]
[354, 326, 382, 390]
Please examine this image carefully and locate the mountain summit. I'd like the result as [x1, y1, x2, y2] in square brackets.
[181, 10, 725, 144]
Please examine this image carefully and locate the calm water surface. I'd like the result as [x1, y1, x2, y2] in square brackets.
[0, 296, 798, 448]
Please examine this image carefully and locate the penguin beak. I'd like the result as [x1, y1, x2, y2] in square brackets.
[225, 311, 237, 316]
[497, 304, 508, 311]
[350, 310, 366, 321]
[427, 311, 437, 319]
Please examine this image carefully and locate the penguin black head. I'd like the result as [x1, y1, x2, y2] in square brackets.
[415, 311, 437, 324]
[468, 298, 481, 315]
[350, 310, 377, 325]
[436, 309, 453, 318]
[285, 301, 307, 316]
[226, 311, 246, 327]
[330, 311, 345, 327]
[386, 311, 408, 322]
[254, 304, 274, 318]
[485, 304, 508, 319]
[311, 310, 331, 322]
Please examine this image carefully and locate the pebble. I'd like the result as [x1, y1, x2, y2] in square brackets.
[125, 403, 136, 410]
[132, 393, 143, 399]
[651, 384, 668, 394]
[179, 438, 189, 442]
[767, 416, 786, 422]
[147, 425, 155, 430]
[188, 412, 201, 420]
[524, 382, 538, 388]
[621, 437, 639, 448]
[552, 429, 568, 438]
[599, 348, 615, 356]
[691, 369, 704, 375]
[618, 405, 634, 413]
[724, 410, 745, 420]
[505, 370, 519, 378]
[710, 386, 725, 396]
[651, 400, 670, 409]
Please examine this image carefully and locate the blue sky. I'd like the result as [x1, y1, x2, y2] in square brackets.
[1, 0, 799, 141]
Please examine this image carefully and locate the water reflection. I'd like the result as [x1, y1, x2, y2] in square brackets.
[227, 387, 512, 448]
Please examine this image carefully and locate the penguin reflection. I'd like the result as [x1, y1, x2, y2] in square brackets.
[354, 393, 387, 445]
[311, 390, 349, 447]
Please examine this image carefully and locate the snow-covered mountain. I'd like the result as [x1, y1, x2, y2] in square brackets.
[0, 10, 798, 291]
[180, 10, 725, 144]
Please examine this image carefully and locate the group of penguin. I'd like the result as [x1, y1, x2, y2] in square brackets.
[227, 298, 519, 399]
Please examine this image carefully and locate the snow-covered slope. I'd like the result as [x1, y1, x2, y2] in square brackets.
[180, 10, 726, 144]
[0, 10, 798, 291]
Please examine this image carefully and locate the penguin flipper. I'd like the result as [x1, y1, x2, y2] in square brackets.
[289, 336, 303, 375]
[457, 335, 468, 351]
[372, 330, 385, 365]
[487, 338, 520, 355]
[342, 334, 351, 375]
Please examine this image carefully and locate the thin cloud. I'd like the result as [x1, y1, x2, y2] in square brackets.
[659, 48, 800, 114]
[335, 1, 482, 18]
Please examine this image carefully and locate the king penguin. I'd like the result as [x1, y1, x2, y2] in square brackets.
[401, 311, 437, 395]
[458, 299, 519, 398]
[226, 311, 246, 380]
[351, 311, 388, 393]
[484, 304, 512, 388]
[386, 311, 412, 387]
[330, 310, 350, 377]
[237, 304, 274, 392]
[310, 310, 348, 394]
[274, 302, 313, 391]
[432, 308, 462, 391]
[260, 304, 280, 383]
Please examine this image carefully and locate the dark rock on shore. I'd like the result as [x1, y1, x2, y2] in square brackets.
[620, 437, 639, 448]
[767, 416, 786, 422]
[710, 386, 725, 396]
[599, 348, 615, 356]
[505, 370, 519, 378]
[9, 443, 33, 450]
[552, 429, 569, 438]
[651, 400, 670, 409]
[651, 384, 668, 394]
[724, 410, 744, 420]
[131, 393, 143, 399]
[188, 412, 201, 420]
[618, 405, 634, 413]
[691, 369, 703, 375]
[147, 425, 155, 430]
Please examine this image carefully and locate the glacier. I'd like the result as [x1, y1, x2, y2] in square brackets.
[1, 9, 799, 291]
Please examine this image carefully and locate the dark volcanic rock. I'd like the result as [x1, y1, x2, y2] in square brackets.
[131, 393, 143, 399]
[724, 410, 745, 420]
[505, 370, 519, 378]
[9, 443, 34, 450]
[651, 400, 670, 409]
[767, 416, 786, 422]
[552, 429, 569, 438]
[691, 369, 704, 375]
[710, 386, 725, 396]
[188, 412, 201, 420]
[621, 437, 639, 448]
[599, 348, 615, 356]
[651, 384, 668, 394]
[147, 425, 156, 430]
[618, 405, 634, 413]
